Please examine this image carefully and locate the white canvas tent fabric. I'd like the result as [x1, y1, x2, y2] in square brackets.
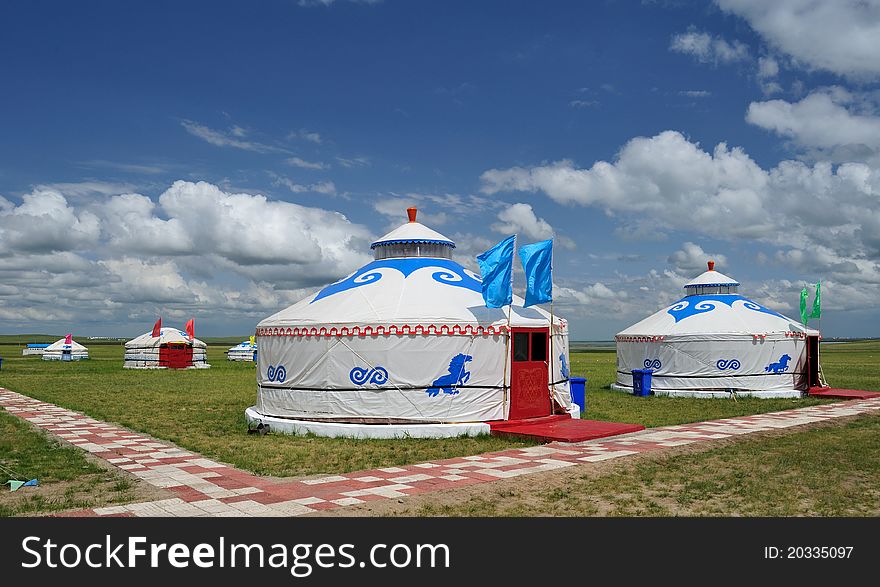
[613, 264, 820, 398]
[42, 338, 89, 361]
[227, 340, 256, 361]
[251, 213, 572, 425]
[123, 327, 210, 369]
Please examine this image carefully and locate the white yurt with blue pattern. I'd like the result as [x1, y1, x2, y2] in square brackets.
[612, 261, 821, 398]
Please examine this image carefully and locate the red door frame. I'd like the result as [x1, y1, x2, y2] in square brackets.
[508, 327, 552, 420]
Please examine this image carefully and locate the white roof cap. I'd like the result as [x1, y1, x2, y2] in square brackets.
[371, 207, 455, 249]
[684, 260, 740, 288]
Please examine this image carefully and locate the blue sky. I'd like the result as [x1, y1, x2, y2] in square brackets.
[1, 0, 879, 339]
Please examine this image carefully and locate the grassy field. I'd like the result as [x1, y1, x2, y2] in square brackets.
[401, 413, 880, 517]
[0, 410, 153, 516]
[0, 339, 876, 481]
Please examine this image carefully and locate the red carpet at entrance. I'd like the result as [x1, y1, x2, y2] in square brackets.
[808, 387, 880, 400]
[489, 415, 645, 443]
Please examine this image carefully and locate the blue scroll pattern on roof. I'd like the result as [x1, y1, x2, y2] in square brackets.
[311, 258, 482, 303]
[666, 295, 785, 323]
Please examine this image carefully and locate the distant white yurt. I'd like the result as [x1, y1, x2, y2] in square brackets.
[42, 336, 89, 361]
[246, 208, 574, 438]
[227, 339, 256, 361]
[612, 261, 822, 398]
[124, 324, 210, 369]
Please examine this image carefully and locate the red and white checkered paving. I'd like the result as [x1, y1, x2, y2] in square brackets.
[2, 387, 879, 517]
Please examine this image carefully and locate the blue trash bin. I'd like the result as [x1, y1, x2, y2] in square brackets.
[0, 356, 3, 370]
[569, 377, 587, 414]
[632, 369, 653, 396]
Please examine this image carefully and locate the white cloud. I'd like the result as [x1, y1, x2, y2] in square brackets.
[270, 173, 337, 195]
[756, 56, 782, 95]
[492, 203, 554, 242]
[0, 188, 101, 253]
[480, 130, 880, 297]
[668, 242, 729, 274]
[716, 0, 880, 80]
[286, 157, 329, 170]
[569, 99, 598, 108]
[670, 29, 750, 65]
[746, 87, 880, 158]
[0, 181, 375, 330]
[679, 90, 712, 98]
[335, 156, 371, 168]
[287, 129, 324, 144]
[181, 120, 288, 153]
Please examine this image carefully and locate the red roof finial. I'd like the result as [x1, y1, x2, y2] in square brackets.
[407, 207, 418, 223]
[708, 260, 715, 271]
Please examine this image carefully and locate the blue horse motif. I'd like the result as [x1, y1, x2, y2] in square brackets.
[765, 354, 792, 374]
[560, 353, 569, 379]
[426, 354, 472, 397]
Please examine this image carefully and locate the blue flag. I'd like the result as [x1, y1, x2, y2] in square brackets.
[518, 239, 553, 307]
[476, 235, 516, 308]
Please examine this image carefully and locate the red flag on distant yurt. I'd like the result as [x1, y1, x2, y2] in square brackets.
[151, 317, 162, 338]
[185, 318, 194, 341]
[64, 333, 72, 344]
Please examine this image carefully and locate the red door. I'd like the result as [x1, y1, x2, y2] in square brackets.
[159, 344, 193, 369]
[509, 328, 551, 419]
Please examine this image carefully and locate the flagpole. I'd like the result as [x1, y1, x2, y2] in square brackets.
[548, 241, 555, 414]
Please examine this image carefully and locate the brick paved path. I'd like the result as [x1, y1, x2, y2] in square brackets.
[2, 388, 878, 517]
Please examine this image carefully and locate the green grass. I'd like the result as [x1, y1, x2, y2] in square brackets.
[0, 410, 140, 516]
[0, 340, 877, 479]
[0, 343, 531, 477]
[405, 413, 880, 517]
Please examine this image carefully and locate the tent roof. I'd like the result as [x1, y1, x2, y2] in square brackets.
[44, 338, 88, 352]
[259, 256, 565, 330]
[229, 340, 256, 350]
[617, 294, 819, 337]
[684, 269, 739, 288]
[125, 328, 207, 348]
[370, 221, 455, 250]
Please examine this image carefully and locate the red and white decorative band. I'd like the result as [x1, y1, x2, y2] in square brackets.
[615, 335, 666, 343]
[254, 323, 544, 337]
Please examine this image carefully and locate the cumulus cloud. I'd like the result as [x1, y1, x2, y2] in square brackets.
[479, 130, 880, 302]
[492, 203, 555, 241]
[668, 242, 729, 274]
[670, 29, 750, 65]
[715, 0, 880, 80]
[746, 87, 880, 160]
[0, 181, 374, 331]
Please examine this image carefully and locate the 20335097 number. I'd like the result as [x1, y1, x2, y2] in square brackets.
[764, 546, 853, 559]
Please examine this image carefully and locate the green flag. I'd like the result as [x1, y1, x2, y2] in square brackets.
[800, 286, 809, 325]
[809, 281, 821, 319]
[7, 480, 25, 492]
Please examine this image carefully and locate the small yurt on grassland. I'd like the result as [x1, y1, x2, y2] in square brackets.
[124, 327, 210, 369]
[612, 261, 822, 398]
[42, 337, 89, 361]
[246, 208, 575, 439]
[227, 339, 256, 361]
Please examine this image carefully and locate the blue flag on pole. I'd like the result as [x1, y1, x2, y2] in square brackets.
[476, 235, 516, 308]
[518, 239, 553, 307]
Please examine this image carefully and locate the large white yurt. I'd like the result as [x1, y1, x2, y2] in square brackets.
[124, 326, 210, 369]
[227, 339, 256, 361]
[246, 208, 574, 438]
[612, 261, 822, 398]
[42, 337, 89, 361]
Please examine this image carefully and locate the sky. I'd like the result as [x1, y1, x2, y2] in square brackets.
[1, 0, 879, 340]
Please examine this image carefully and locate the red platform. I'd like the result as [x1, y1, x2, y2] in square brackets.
[808, 386, 880, 400]
[489, 414, 645, 443]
